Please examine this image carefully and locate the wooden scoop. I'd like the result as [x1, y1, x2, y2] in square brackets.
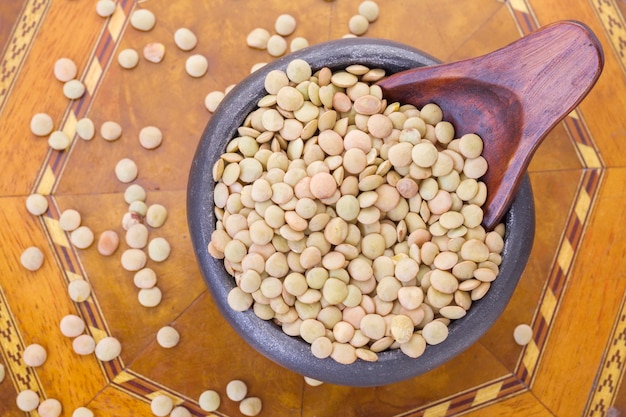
[377, 20, 604, 230]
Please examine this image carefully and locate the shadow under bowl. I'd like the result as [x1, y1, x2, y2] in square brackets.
[187, 38, 535, 387]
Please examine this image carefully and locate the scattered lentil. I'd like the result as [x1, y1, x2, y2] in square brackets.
[48, 130, 71, 150]
[72, 407, 94, 417]
[21, 246, 44, 271]
[138, 286, 162, 307]
[134, 268, 157, 288]
[118, 48, 139, 69]
[348, 14, 369, 35]
[174, 28, 197, 51]
[186, 54, 208, 77]
[30, 113, 54, 136]
[226, 379, 248, 401]
[148, 237, 171, 262]
[239, 397, 263, 417]
[170, 406, 192, 417]
[94, 336, 121, 361]
[72, 334, 96, 355]
[139, 126, 162, 149]
[97, 230, 119, 256]
[199, 390, 220, 412]
[38, 398, 62, 417]
[70, 226, 95, 249]
[130, 9, 156, 31]
[358, 1, 380, 22]
[275, 14, 297, 36]
[95, 0, 116, 17]
[246, 28, 271, 49]
[121, 248, 147, 271]
[513, 323, 533, 345]
[100, 121, 122, 141]
[16, 389, 40, 412]
[0, 363, 4, 383]
[143, 42, 165, 63]
[156, 326, 180, 348]
[267, 35, 287, 57]
[205, 91, 225, 112]
[63, 79, 85, 100]
[75, 117, 95, 140]
[290, 37, 309, 52]
[54, 58, 77, 82]
[151, 395, 173, 417]
[23, 344, 47, 367]
[68, 279, 91, 302]
[26, 193, 48, 215]
[60, 314, 85, 337]
[115, 158, 138, 183]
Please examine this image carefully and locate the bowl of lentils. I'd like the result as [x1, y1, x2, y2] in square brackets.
[187, 37, 535, 387]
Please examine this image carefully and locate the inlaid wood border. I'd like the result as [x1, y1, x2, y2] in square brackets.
[0, 0, 52, 117]
[0, 0, 614, 416]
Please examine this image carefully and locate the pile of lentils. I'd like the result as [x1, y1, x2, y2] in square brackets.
[208, 58, 505, 365]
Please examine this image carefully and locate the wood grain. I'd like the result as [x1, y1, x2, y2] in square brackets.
[0, 0, 625, 416]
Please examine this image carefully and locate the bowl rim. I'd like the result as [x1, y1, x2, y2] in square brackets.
[187, 37, 535, 387]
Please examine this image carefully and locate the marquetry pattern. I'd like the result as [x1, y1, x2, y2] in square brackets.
[0, 0, 619, 416]
[0, 286, 45, 397]
[0, 0, 51, 116]
[591, 0, 626, 77]
[585, 293, 626, 416]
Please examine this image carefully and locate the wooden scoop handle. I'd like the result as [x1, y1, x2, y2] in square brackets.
[379, 21, 604, 229]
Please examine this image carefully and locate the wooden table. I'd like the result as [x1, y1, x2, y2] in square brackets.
[1, 0, 625, 416]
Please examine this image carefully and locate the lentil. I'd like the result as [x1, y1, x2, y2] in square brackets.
[16, 390, 40, 412]
[514, 323, 533, 345]
[275, 14, 297, 36]
[115, 158, 138, 183]
[143, 42, 165, 63]
[60, 314, 85, 337]
[38, 398, 62, 417]
[151, 395, 173, 417]
[130, 9, 155, 31]
[97, 230, 119, 256]
[267, 35, 287, 57]
[21, 246, 44, 271]
[26, 193, 48, 215]
[54, 57, 77, 82]
[118, 48, 139, 69]
[101, 121, 122, 141]
[226, 379, 248, 401]
[174, 28, 197, 51]
[72, 335, 96, 355]
[95, 336, 121, 361]
[138, 287, 162, 307]
[63, 79, 85, 100]
[199, 390, 220, 412]
[138, 126, 162, 149]
[23, 344, 47, 366]
[247, 28, 271, 49]
[30, 113, 54, 136]
[148, 237, 170, 262]
[68, 279, 91, 302]
[185, 54, 208, 77]
[70, 226, 94, 249]
[72, 407, 95, 417]
[48, 130, 71, 150]
[95, 0, 116, 17]
[157, 326, 180, 348]
[240, 397, 263, 417]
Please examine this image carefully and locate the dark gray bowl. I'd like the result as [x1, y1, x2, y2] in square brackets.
[187, 38, 535, 387]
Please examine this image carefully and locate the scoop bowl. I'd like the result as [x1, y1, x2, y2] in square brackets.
[187, 37, 535, 387]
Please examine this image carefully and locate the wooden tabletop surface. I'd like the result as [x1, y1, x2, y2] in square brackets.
[1, 0, 625, 416]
